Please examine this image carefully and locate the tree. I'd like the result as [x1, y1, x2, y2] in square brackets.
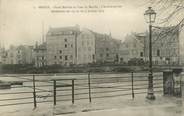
[146, 0, 184, 25]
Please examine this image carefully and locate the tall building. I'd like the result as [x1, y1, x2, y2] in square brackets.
[46, 25, 120, 66]
[76, 29, 96, 64]
[46, 25, 80, 66]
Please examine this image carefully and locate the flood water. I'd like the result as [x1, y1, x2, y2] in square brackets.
[0, 72, 183, 116]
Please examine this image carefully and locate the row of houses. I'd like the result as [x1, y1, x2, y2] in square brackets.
[0, 25, 120, 67]
[41, 25, 120, 67]
[119, 23, 184, 65]
[0, 24, 184, 67]
[0, 45, 34, 65]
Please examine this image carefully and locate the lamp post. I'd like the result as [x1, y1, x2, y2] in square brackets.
[144, 7, 156, 100]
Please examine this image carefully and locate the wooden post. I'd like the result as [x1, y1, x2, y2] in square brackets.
[88, 71, 92, 102]
[33, 75, 37, 108]
[131, 72, 135, 99]
[53, 80, 56, 105]
[72, 79, 75, 104]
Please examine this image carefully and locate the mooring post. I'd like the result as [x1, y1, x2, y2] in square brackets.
[53, 80, 56, 105]
[72, 79, 75, 104]
[33, 74, 37, 108]
[131, 72, 135, 99]
[88, 71, 92, 102]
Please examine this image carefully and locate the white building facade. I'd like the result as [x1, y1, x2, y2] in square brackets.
[46, 26, 79, 66]
[76, 29, 96, 64]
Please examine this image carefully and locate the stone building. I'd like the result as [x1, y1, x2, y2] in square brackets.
[17, 45, 34, 64]
[0, 47, 6, 64]
[76, 29, 96, 64]
[46, 25, 120, 66]
[3, 45, 34, 64]
[119, 33, 146, 63]
[120, 24, 184, 65]
[3, 46, 17, 64]
[0, 47, 4, 64]
[33, 42, 47, 67]
[93, 32, 120, 64]
[179, 23, 184, 65]
[149, 26, 180, 65]
[46, 25, 80, 66]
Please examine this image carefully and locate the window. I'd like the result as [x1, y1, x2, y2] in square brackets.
[71, 44, 73, 48]
[59, 50, 62, 54]
[65, 44, 67, 48]
[157, 49, 160, 56]
[65, 56, 68, 60]
[60, 56, 62, 59]
[120, 58, 123, 62]
[64, 38, 67, 42]
[106, 48, 109, 51]
[106, 53, 109, 57]
[54, 56, 57, 59]
[92, 55, 95, 60]
[140, 52, 143, 57]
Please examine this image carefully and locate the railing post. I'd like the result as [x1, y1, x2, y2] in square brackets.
[53, 80, 56, 106]
[88, 71, 92, 102]
[72, 79, 75, 104]
[33, 74, 37, 108]
[131, 72, 135, 99]
[180, 75, 182, 97]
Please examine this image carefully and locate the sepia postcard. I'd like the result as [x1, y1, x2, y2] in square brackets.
[0, 0, 184, 116]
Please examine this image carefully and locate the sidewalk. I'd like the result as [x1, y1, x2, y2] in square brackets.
[0, 94, 183, 116]
[54, 94, 184, 116]
[59, 104, 183, 116]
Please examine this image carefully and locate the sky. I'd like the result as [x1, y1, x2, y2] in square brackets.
[0, 0, 152, 48]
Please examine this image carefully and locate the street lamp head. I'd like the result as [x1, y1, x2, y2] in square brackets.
[144, 7, 156, 24]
